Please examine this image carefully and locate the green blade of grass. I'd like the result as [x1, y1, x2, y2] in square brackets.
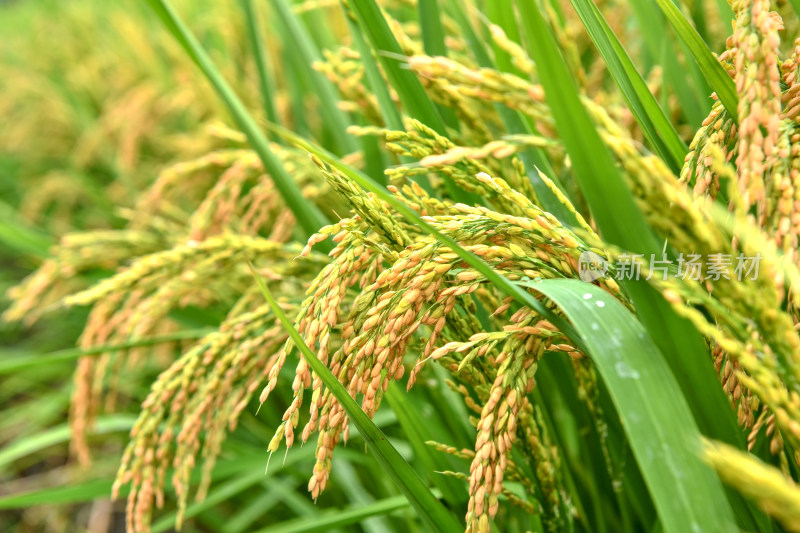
[384, 385, 467, 506]
[343, 11, 402, 132]
[652, 0, 738, 122]
[342, 10, 411, 188]
[487, 0, 521, 75]
[252, 496, 410, 533]
[152, 469, 269, 533]
[222, 478, 300, 533]
[0, 329, 213, 376]
[627, 0, 708, 128]
[344, 0, 474, 203]
[428, 0, 578, 225]
[328, 459, 393, 533]
[442, 0, 492, 67]
[416, 0, 459, 128]
[0, 479, 119, 509]
[0, 416, 136, 470]
[143, 0, 330, 242]
[0, 201, 52, 257]
[713, 0, 736, 29]
[241, 0, 279, 126]
[418, 0, 447, 57]
[471, 0, 577, 226]
[568, 0, 687, 172]
[344, 0, 445, 132]
[0, 454, 277, 510]
[514, 0, 658, 253]
[246, 262, 462, 533]
[521, 279, 736, 533]
[270, 0, 357, 154]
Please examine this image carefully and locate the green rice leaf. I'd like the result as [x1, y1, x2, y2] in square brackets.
[384, 385, 468, 505]
[344, 0, 445, 133]
[0, 416, 136, 470]
[270, 0, 357, 154]
[568, 0, 687, 172]
[152, 469, 269, 533]
[342, 11, 403, 132]
[521, 279, 736, 533]
[0, 329, 212, 376]
[418, 0, 447, 59]
[240, 0, 279, 127]
[652, 0, 738, 122]
[514, 0, 658, 253]
[0, 201, 52, 257]
[514, 0, 748, 455]
[627, 0, 708, 128]
[0, 479, 118, 509]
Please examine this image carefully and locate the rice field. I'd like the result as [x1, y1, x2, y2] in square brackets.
[2, 0, 800, 532]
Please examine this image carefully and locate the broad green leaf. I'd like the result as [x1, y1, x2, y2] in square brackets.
[513, 0, 747, 455]
[521, 279, 736, 533]
[568, 0, 687, 172]
[246, 262, 463, 533]
[653, 0, 738, 122]
[143, 0, 330, 242]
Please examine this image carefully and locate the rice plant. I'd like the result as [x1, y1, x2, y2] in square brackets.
[4, 0, 800, 532]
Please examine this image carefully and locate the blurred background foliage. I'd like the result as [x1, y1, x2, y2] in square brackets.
[3, 0, 800, 532]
